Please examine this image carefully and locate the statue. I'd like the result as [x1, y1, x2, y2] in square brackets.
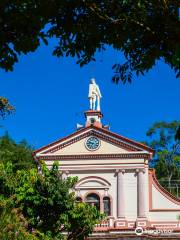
[88, 78, 102, 111]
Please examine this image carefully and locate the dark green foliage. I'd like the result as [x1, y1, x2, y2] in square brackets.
[0, 132, 36, 172]
[0, 199, 42, 240]
[0, 162, 16, 198]
[146, 121, 180, 196]
[175, 127, 180, 141]
[0, 1, 179, 83]
[0, 162, 42, 240]
[0, 160, 103, 239]
[15, 162, 103, 239]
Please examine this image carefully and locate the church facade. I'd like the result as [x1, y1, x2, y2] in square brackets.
[33, 80, 180, 237]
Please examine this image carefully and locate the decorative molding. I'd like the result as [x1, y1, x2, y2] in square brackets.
[116, 169, 125, 174]
[33, 126, 87, 155]
[43, 131, 141, 154]
[84, 190, 103, 213]
[136, 168, 146, 174]
[33, 125, 154, 156]
[75, 176, 111, 187]
[36, 153, 150, 161]
[148, 169, 180, 212]
[102, 194, 113, 217]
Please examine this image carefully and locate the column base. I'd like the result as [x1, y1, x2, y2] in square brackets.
[136, 217, 148, 228]
[115, 218, 127, 228]
[107, 216, 115, 228]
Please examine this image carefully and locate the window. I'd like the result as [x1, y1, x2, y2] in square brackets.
[103, 197, 110, 216]
[85, 193, 100, 211]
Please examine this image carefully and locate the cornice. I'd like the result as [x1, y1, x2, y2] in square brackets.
[33, 125, 154, 156]
[36, 153, 150, 161]
[43, 130, 141, 154]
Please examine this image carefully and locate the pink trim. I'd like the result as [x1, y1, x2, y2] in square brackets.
[36, 153, 150, 161]
[48, 162, 149, 166]
[149, 169, 180, 212]
[33, 126, 86, 155]
[84, 190, 103, 213]
[84, 110, 103, 117]
[150, 221, 180, 224]
[55, 166, 147, 171]
[33, 125, 154, 156]
[94, 126, 154, 154]
[102, 194, 113, 216]
[150, 209, 180, 212]
[75, 176, 111, 187]
[115, 219, 128, 228]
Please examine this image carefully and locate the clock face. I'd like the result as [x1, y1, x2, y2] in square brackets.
[85, 137, 100, 151]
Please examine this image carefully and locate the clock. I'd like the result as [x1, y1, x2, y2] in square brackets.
[85, 137, 100, 151]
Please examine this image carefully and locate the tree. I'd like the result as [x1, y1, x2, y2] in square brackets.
[0, 97, 14, 120]
[0, 199, 44, 240]
[15, 162, 103, 239]
[0, 1, 179, 83]
[0, 162, 48, 240]
[0, 161, 103, 240]
[0, 132, 36, 172]
[146, 121, 180, 195]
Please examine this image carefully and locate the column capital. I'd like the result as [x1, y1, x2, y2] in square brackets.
[116, 169, 125, 174]
[135, 168, 145, 174]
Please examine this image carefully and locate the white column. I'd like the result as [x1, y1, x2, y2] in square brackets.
[137, 169, 146, 218]
[117, 169, 125, 218]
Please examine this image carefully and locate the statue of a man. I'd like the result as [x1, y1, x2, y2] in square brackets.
[88, 78, 102, 111]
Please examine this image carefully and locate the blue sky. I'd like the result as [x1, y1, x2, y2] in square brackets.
[0, 41, 180, 149]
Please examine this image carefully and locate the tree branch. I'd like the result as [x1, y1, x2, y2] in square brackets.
[87, 4, 155, 34]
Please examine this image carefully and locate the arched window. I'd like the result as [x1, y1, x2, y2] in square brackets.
[76, 197, 82, 203]
[103, 197, 111, 216]
[85, 193, 100, 211]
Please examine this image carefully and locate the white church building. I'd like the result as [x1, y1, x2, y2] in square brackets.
[34, 79, 180, 237]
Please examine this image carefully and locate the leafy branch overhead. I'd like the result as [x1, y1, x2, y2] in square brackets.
[0, 1, 179, 83]
[0, 97, 14, 120]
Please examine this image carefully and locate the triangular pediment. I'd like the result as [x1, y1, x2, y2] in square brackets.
[34, 126, 154, 159]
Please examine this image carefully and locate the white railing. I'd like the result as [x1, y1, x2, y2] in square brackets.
[95, 218, 114, 228]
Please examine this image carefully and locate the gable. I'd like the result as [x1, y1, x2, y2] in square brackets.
[49, 137, 130, 155]
[34, 126, 154, 159]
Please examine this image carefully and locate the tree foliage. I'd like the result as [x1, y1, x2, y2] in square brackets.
[0, 160, 103, 240]
[146, 121, 180, 195]
[0, 0, 179, 83]
[0, 132, 35, 172]
[15, 162, 103, 239]
[0, 162, 48, 240]
[0, 200, 43, 240]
